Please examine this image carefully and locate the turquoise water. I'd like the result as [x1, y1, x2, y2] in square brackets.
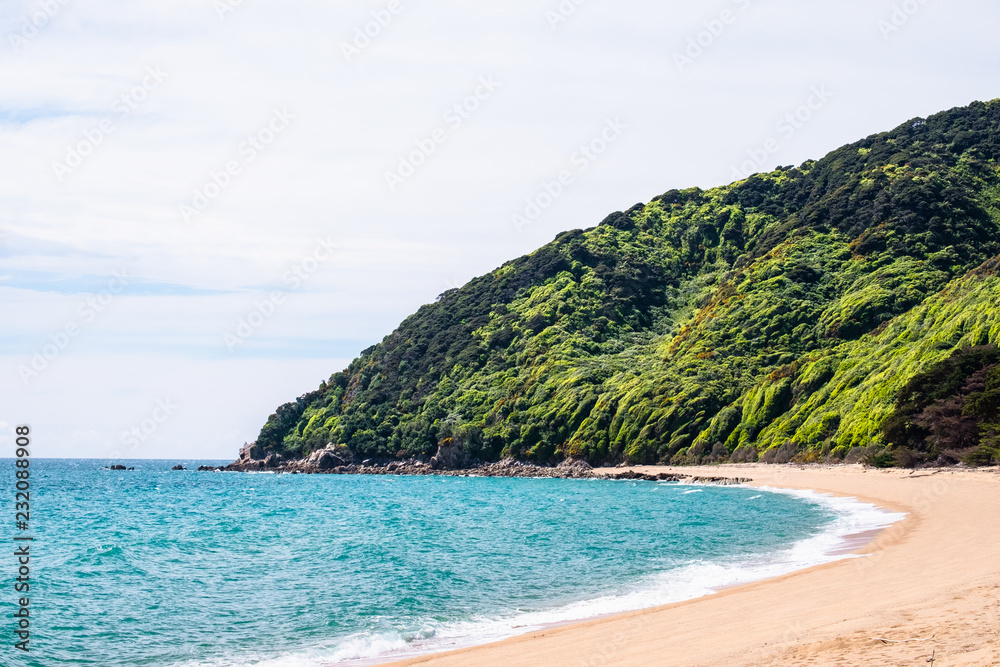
[0, 460, 898, 666]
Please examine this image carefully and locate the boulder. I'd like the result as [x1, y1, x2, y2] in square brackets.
[239, 442, 264, 461]
[432, 438, 469, 470]
[308, 445, 354, 470]
[557, 459, 593, 477]
[316, 450, 343, 470]
[172, 464, 186, 471]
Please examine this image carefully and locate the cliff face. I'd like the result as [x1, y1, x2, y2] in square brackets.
[246, 99, 1000, 468]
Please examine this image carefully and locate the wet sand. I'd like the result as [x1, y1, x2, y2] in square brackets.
[384, 464, 1000, 667]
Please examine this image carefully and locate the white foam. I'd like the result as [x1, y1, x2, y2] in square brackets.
[170, 485, 905, 667]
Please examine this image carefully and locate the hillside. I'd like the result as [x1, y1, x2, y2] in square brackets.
[246, 99, 1000, 468]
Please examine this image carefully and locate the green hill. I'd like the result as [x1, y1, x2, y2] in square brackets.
[250, 99, 1000, 468]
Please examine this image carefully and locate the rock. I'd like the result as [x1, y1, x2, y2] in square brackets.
[110, 464, 127, 471]
[172, 465, 186, 471]
[197, 465, 217, 472]
[557, 459, 593, 477]
[306, 444, 354, 469]
[239, 442, 264, 461]
[263, 454, 281, 468]
[432, 438, 469, 470]
[316, 450, 345, 470]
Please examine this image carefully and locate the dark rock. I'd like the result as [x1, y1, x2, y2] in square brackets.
[316, 450, 344, 470]
[238, 442, 264, 461]
[433, 438, 469, 469]
[557, 459, 593, 478]
[172, 465, 186, 471]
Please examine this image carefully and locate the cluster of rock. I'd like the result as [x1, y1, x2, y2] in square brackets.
[104, 464, 134, 471]
[601, 470, 753, 485]
[214, 443, 753, 485]
[221, 443, 596, 479]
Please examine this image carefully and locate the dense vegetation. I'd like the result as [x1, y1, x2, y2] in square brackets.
[253, 99, 1000, 467]
[882, 345, 1000, 467]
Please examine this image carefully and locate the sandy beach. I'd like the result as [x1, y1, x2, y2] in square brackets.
[384, 464, 1000, 667]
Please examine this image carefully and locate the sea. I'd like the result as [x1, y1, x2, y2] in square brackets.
[0, 459, 903, 666]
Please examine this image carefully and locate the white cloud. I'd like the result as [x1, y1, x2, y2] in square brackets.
[1, 0, 998, 457]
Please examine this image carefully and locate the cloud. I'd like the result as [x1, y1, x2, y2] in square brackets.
[2, 0, 999, 457]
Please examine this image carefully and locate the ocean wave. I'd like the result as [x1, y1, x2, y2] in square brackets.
[166, 487, 904, 667]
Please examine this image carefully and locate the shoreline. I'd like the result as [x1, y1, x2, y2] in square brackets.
[377, 464, 1000, 667]
[349, 472, 903, 666]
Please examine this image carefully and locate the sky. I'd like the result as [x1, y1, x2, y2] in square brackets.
[1, 0, 997, 459]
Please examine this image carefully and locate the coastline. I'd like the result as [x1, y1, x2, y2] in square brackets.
[379, 464, 1000, 667]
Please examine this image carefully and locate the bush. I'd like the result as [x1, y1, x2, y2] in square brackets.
[892, 447, 923, 468]
[760, 441, 797, 464]
[962, 446, 999, 467]
[730, 445, 758, 463]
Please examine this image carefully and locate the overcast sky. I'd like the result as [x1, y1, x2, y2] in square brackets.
[1, 0, 997, 459]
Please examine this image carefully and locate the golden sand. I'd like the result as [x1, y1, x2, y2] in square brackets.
[384, 464, 1000, 667]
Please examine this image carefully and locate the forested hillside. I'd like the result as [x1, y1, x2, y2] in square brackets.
[251, 99, 1000, 468]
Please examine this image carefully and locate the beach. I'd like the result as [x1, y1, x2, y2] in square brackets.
[384, 464, 1000, 667]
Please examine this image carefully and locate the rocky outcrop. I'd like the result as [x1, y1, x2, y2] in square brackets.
[602, 470, 684, 482]
[223, 445, 751, 485]
[224, 449, 596, 479]
[306, 445, 354, 470]
[600, 470, 753, 485]
[172, 464, 186, 471]
[429, 438, 469, 470]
